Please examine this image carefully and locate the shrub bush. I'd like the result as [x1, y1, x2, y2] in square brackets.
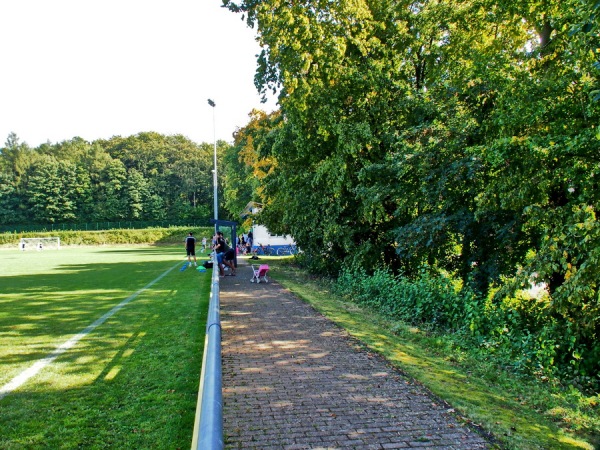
[335, 266, 479, 331]
[334, 265, 600, 391]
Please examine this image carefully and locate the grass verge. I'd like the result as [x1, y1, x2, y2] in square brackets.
[0, 246, 211, 449]
[267, 257, 598, 450]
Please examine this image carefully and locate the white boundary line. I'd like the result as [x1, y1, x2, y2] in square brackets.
[0, 262, 180, 401]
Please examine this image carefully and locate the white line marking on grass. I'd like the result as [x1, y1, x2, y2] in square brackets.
[0, 262, 179, 401]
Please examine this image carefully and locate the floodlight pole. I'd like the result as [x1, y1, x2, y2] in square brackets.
[208, 99, 218, 233]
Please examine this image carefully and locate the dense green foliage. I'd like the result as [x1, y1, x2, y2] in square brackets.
[333, 267, 599, 391]
[222, 0, 600, 386]
[0, 132, 230, 225]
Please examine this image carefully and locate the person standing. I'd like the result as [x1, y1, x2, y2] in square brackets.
[214, 231, 228, 277]
[185, 232, 197, 267]
[201, 236, 207, 252]
[224, 246, 236, 276]
[247, 230, 253, 247]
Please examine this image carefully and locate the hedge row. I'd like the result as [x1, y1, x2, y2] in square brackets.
[0, 227, 216, 247]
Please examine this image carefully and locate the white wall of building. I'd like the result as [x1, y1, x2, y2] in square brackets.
[250, 224, 295, 249]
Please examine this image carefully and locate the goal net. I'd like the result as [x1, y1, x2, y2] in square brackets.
[19, 237, 61, 251]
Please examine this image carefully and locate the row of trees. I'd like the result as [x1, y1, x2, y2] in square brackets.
[0, 132, 230, 226]
[2, 0, 598, 379]
[222, 0, 600, 378]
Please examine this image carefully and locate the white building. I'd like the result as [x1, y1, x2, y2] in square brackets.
[241, 202, 296, 252]
[250, 224, 295, 250]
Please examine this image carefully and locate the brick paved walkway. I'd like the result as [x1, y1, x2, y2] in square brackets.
[220, 258, 491, 449]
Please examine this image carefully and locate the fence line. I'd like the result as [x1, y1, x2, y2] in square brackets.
[191, 262, 223, 450]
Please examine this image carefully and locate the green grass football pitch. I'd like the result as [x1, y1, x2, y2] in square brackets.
[0, 245, 211, 449]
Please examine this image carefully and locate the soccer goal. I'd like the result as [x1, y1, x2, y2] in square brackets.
[19, 237, 61, 251]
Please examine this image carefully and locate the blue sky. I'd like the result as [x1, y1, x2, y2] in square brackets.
[0, 0, 276, 148]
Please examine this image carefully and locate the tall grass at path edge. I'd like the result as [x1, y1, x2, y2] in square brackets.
[266, 257, 599, 450]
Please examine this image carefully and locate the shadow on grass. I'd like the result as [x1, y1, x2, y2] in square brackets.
[0, 249, 211, 449]
[0, 247, 205, 373]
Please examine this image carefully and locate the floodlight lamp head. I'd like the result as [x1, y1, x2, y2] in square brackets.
[208, 99, 216, 107]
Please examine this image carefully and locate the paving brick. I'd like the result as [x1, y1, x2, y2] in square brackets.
[381, 443, 410, 449]
[220, 259, 492, 449]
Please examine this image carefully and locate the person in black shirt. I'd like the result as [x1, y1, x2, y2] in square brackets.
[223, 247, 236, 275]
[184, 232, 197, 267]
[214, 231, 228, 277]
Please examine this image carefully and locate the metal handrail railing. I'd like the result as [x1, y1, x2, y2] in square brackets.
[191, 262, 223, 450]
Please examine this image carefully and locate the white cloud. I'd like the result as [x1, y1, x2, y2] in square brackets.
[0, 0, 276, 148]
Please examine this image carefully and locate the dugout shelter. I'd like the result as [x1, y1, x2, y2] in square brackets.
[210, 219, 238, 268]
